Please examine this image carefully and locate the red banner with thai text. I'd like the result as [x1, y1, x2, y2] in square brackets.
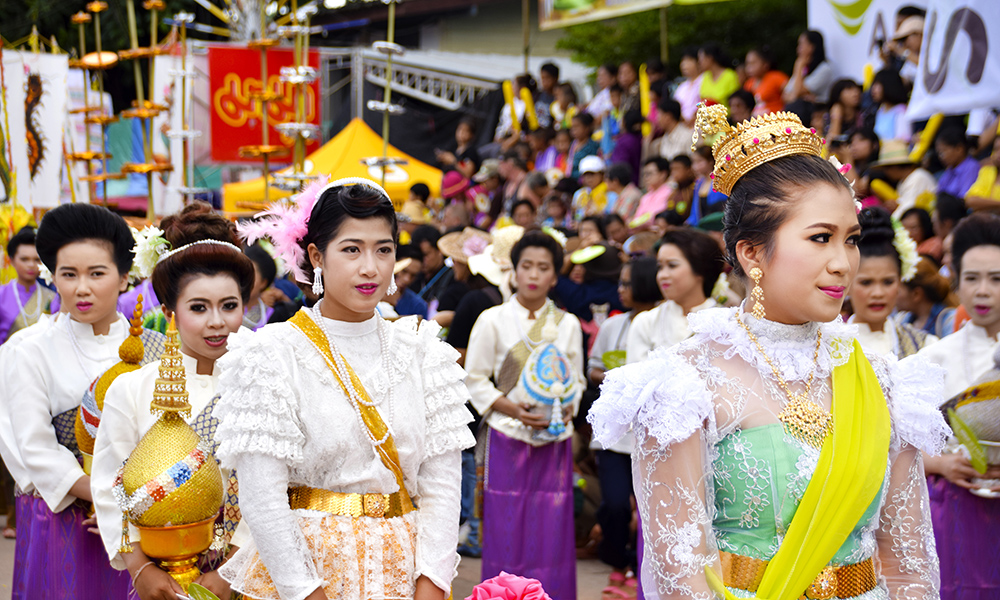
[208, 45, 321, 163]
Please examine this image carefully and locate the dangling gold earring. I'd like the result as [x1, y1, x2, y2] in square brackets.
[749, 267, 766, 320]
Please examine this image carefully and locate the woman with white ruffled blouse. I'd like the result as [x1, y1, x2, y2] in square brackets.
[92, 203, 256, 600]
[213, 178, 474, 600]
[590, 105, 949, 600]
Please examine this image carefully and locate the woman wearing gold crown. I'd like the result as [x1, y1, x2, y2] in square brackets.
[4, 203, 147, 598]
[589, 104, 951, 600]
[91, 203, 256, 600]
[213, 177, 475, 600]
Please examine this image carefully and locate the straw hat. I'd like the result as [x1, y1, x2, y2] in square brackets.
[869, 139, 915, 167]
[468, 225, 525, 286]
[437, 227, 492, 264]
[393, 257, 414, 275]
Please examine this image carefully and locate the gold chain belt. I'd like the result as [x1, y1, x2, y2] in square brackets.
[287, 486, 415, 519]
[720, 551, 877, 599]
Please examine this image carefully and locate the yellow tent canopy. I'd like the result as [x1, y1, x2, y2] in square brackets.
[223, 118, 443, 215]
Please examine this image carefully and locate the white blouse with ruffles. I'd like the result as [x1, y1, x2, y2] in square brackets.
[7, 315, 129, 512]
[589, 307, 950, 600]
[213, 312, 475, 600]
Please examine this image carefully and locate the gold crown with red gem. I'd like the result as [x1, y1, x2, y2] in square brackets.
[692, 103, 827, 196]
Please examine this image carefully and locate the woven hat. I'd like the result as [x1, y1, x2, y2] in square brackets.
[442, 171, 472, 199]
[393, 257, 414, 275]
[468, 224, 525, 285]
[869, 140, 916, 167]
[437, 227, 492, 264]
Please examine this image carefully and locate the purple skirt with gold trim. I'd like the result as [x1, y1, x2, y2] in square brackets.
[13, 495, 131, 600]
[481, 429, 576, 600]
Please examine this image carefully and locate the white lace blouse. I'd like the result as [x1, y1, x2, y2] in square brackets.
[626, 298, 716, 364]
[589, 307, 950, 600]
[213, 313, 475, 600]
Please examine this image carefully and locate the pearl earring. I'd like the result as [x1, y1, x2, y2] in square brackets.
[387, 277, 398, 295]
[312, 267, 324, 296]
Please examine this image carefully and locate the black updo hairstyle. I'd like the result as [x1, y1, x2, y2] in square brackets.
[299, 182, 398, 285]
[511, 231, 564, 271]
[628, 256, 661, 304]
[951, 212, 1000, 275]
[656, 228, 725, 298]
[36, 203, 134, 275]
[722, 154, 854, 278]
[858, 207, 901, 273]
[152, 202, 255, 311]
[7, 226, 36, 259]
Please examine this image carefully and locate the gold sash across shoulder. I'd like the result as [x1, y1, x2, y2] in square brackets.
[288, 309, 416, 516]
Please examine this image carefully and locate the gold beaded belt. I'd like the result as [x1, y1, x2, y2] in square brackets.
[720, 551, 877, 599]
[287, 486, 414, 519]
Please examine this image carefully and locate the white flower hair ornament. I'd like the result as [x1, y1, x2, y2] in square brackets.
[38, 262, 53, 286]
[542, 226, 568, 248]
[891, 219, 920, 282]
[827, 156, 863, 214]
[130, 226, 170, 281]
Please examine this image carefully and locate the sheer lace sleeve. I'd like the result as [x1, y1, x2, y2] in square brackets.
[414, 319, 476, 458]
[590, 347, 719, 600]
[873, 352, 945, 600]
[876, 445, 940, 600]
[634, 428, 720, 600]
[214, 327, 305, 468]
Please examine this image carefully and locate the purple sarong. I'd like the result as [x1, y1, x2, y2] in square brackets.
[481, 429, 576, 600]
[929, 476, 1000, 600]
[13, 495, 131, 599]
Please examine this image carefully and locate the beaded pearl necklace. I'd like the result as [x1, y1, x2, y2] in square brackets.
[13, 282, 41, 324]
[310, 304, 395, 446]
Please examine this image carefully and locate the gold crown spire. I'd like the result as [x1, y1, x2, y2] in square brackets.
[692, 103, 826, 196]
[150, 316, 191, 415]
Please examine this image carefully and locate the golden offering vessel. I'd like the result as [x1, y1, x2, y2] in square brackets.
[114, 317, 223, 591]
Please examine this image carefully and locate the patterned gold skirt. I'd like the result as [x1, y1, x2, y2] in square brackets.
[221, 512, 417, 600]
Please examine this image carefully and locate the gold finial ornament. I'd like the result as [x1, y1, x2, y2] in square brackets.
[692, 103, 827, 195]
[75, 295, 148, 467]
[114, 316, 223, 591]
[749, 268, 766, 321]
[150, 317, 192, 415]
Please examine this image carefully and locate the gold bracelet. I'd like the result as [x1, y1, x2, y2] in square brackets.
[131, 560, 156, 587]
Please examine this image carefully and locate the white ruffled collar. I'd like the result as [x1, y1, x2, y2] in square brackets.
[687, 305, 858, 382]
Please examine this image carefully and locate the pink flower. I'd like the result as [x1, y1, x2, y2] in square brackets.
[466, 572, 552, 600]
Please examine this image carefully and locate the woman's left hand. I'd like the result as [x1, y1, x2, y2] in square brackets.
[193, 569, 232, 600]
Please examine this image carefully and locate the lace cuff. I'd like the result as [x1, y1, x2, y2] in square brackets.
[214, 327, 306, 468]
[589, 348, 713, 450]
[885, 354, 950, 455]
[415, 320, 476, 458]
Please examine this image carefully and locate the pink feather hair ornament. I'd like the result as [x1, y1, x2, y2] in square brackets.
[237, 176, 330, 284]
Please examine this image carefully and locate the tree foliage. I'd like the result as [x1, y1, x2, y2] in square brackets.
[556, 0, 808, 77]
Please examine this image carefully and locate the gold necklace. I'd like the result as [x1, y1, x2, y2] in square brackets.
[734, 312, 832, 448]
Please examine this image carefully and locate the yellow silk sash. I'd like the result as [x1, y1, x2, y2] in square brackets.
[289, 309, 415, 514]
[707, 340, 890, 600]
